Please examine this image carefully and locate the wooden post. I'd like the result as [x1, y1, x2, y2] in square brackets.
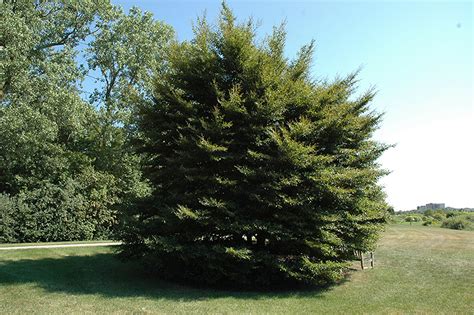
[360, 252, 365, 269]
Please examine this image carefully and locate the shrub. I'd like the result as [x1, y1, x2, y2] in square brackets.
[0, 168, 119, 243]
[441, 217, 472, 230]
[431, 213, 445, 221]
[405, 215, 421, 223]
[0, 194, 18, 243]
[422, 211, 444, 224]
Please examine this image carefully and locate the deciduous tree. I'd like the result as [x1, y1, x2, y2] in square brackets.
[0, 0, 172, 241]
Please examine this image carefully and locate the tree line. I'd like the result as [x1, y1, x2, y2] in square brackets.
[1, 0, 172, 241]
[395, 210, 474, 231]
[1, 1, 390, 288]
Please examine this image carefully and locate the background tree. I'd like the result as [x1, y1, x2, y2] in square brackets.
[0, 0, 116, 241]
[85, 5, 174, 203]
[120, 5, 390, 288]
[0, 0, 173, 242]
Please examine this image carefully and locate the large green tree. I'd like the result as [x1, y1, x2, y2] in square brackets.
[0, 0, 115, 241]
[0, 0, 172, 241]
[121, 5, 390, 288]
[85, 4, 173, 203]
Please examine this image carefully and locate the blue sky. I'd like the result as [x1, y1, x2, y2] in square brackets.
[112, 0, 473, 210]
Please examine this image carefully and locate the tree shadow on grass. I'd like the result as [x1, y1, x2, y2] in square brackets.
[0, 252, 349, 301]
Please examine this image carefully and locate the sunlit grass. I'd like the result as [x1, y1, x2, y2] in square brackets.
[0, 225, 472, 314]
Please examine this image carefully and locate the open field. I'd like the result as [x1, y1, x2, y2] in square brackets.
[0, 225, 473, 314]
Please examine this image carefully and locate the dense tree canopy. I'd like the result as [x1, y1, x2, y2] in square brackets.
[120, 5, 390, 288]
[0, 0, 172, 241]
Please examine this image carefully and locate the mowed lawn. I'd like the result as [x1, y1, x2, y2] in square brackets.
[0, 225, 473, 314]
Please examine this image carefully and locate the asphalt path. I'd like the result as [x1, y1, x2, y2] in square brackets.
[0, 242, 122, 250]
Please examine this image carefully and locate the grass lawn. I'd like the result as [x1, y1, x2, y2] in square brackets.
[0, 225, 473, 314]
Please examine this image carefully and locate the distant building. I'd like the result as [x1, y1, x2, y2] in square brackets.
[417, 203, 445, 211]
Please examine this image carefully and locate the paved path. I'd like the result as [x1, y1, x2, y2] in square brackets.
[0, 242, 122, 250]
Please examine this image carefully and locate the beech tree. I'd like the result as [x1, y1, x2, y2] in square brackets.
[120, 5, 390, 288]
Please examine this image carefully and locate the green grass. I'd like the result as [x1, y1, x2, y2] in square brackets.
[0, 225, 473, 314]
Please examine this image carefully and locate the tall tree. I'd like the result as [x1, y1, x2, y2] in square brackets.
[85, 5, 174, 199]
[0, 0, 173, 241]
[0, 0, 110, 104]
[0, 0, 110, 191]
[121, 5, 390, 288]
[0, 0, 117, 241]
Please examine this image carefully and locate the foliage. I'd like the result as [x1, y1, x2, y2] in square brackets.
[0, 169, 119, 243]
[441, 215, 473, 231]
[416, 210, 446, 226]
[120, 5, 389, 288]
[85, 4, 173, 199]
[445, 211, 471, 218]
[0, 0, 172, 242]
[393, 210, 474, 229]
[0, 194, 17, 242]
[404, 215, 421, 224]
[423, 209, 445, 221]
